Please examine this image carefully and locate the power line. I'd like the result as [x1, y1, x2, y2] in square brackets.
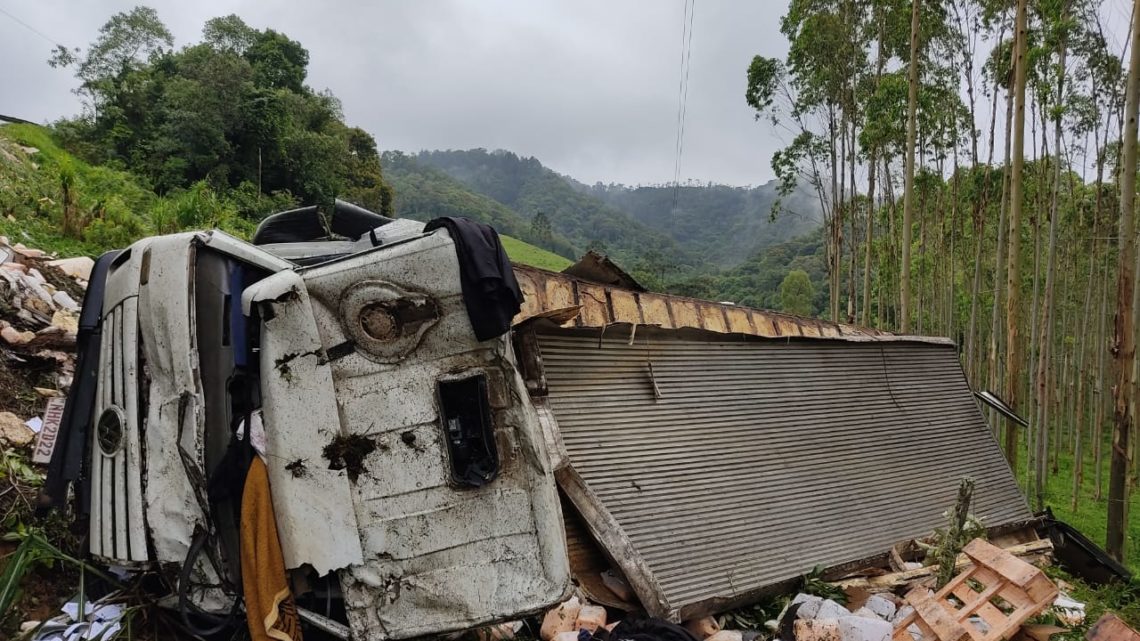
[670, 0, 696, 228]
[677, 1, 696, 182]
[0, 6, 70, 50]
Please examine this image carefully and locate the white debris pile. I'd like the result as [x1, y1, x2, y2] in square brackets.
[21, 594, 127, 641]
[777, 593, 895, 641]
[0, 236, 90, 449]
[1051, 587, 1086, 627]
[0, 237, 90, 349]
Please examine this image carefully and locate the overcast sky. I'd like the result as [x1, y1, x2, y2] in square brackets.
[0, 1, 792, 187]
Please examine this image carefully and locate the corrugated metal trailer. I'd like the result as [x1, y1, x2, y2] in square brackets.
[511, 266, 1031, 621]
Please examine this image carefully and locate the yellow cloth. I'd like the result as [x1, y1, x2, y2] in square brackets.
[241, 456, 303, 641]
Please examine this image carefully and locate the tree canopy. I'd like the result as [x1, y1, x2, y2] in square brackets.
[49, 7, 391, 217]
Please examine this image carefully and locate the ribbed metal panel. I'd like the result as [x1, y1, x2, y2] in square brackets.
[538, 328, 1030, 614]
[90, 300, 148, 562]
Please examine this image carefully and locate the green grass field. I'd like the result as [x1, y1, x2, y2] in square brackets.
[501, 234, 573, 271]
[1005, 424, 1140, 574]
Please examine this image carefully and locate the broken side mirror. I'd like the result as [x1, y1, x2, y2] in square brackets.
[438, 373, 499, 487]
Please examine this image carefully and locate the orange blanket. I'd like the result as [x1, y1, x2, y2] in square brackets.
[241, 456, 303, 641]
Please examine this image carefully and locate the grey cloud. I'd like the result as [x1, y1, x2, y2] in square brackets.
[0, 0, 788, 186]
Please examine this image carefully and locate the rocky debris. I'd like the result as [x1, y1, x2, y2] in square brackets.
[0, 410, 35, 446]
[575, 604, 607, 634]
[0, 234, 88, 511]
[778, 594, 894, 641]
[862, 595, 896, 621]
[2, 325, 35, 345]
[685, 616, 722, 640]
[47, 256, 94, 283]
[705, 631, 763, 641]
[0, 237, 86, 420]
[540, 596, 581, 641]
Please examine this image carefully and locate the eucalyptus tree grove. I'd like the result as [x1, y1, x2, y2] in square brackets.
[747, 0, 1138, 562]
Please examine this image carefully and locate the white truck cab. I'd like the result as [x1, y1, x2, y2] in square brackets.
[45, 201, 570, 639]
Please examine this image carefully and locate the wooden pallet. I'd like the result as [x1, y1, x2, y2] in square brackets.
[892, 539, 1058, 641]
[1085, 613, 1140, 641]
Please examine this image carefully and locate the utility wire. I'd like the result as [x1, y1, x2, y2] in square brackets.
[671, 0, 690, 180]
[670, 0, 696, 228]
[0, 6, 70, 50]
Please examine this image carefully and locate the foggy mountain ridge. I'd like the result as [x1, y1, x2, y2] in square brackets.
[403, 147, 823, 269]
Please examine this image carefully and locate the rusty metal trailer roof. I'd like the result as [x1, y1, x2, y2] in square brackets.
[528, 324, 1031, 621]
[512, 264, 892, 340]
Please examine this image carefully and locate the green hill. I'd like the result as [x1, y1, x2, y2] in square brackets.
[584, 180, 821, 267]
[381, 151, 579, 259]
[668, 228, 829, 315]
[500, 236, 572, 271]
[0, 125, 570, 271]
[411, 149, 697, 279]
[0, 122, 259, 257]
[411, 148, 823, 270]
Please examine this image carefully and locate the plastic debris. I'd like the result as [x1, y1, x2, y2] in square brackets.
[31, 596, 127, 641]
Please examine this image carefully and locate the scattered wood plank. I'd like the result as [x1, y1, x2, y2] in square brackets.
[835, 539, 1054, 591]
[1086, 613, 1140, 641]
[903, 587, 970, 641]
[1012, 624, 1066, 641]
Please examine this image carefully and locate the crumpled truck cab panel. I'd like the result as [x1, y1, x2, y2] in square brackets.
[81, 224, 570, 639]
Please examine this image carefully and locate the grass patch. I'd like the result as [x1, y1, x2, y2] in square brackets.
[3, 124, 580, 274]
[1005, 423, 1140, 574]
[501, 234, 573, 271]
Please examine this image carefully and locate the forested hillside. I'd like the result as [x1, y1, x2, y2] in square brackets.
[585, 180, 821, 267]
[382, 151, 579, 259]
[670, 229, 829, 314]
[412, 149, 699, 283]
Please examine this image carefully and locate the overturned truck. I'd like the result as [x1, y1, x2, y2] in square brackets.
[41, 202, 1031, 639]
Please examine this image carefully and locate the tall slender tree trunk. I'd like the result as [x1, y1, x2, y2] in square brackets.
[830, 108, 841, 323]
[1074, 241, 1096, 510]
[848, 117, 858, 323]
[864, 154, 878, 328]
[1131, 222, 1140, 489]
[1096, 253, 1109, 501]
[1035, 22, 1068, 508]
[989, 85, 1015, 434]
[1106, 0, 1140, 563]
[841, 115, 848, 321]
[973, 23, 1007, 385]
[1005, 0, 1030, 467]
[884, 157, 898, 327]
[900, 0, 921, 334]
[1131, 239, 1140, 489]
[862, 13, 886, 329]
[967, 203, 986, 379]
[949, 143, 960, 341]
[1055, 263, 1073, 474]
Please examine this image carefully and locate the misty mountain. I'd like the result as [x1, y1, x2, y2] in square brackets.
[583, 180, 822, 267]
[381, 151, 579, 259]
[412, 149, 821, 270]
[410, 149, 697, 274]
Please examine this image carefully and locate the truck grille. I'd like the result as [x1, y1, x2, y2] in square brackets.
[89, 299, 149, 562]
